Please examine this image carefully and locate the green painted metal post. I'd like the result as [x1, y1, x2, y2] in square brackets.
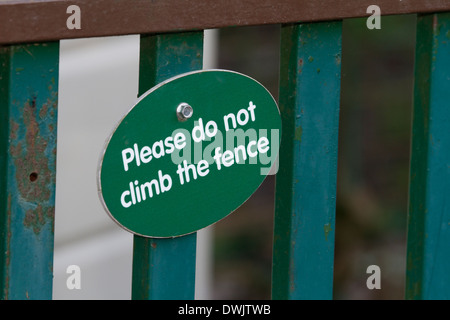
[272, 22, 342, 299]
[131, 32, 203, 300]
[0, 43, 59, 299]
[406, 12, 450, 300]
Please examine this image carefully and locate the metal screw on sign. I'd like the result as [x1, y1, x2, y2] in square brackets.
[177, 103, 193, 121]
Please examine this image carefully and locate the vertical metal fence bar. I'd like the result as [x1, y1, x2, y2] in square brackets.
[406, 12, 450, 300]
[131, 32, 203, 300]
[272, 21, 342, 299]
[0, 42, 59, 299]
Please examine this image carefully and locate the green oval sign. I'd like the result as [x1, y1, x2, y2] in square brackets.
[98, 70, 281, 238]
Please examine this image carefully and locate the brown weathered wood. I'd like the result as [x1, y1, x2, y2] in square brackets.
[0, 0, 449, 44]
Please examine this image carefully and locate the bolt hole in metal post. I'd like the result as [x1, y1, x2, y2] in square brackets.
[29, 172, 38, 182]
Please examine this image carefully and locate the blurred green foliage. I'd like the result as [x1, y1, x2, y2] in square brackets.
[334, 14, 416, 300]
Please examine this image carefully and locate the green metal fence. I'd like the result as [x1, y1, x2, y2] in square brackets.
[0, 1, 449, 299]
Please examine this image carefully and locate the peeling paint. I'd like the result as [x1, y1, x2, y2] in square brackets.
[334, 53, 341, 65]
[24, 205, 54, 234]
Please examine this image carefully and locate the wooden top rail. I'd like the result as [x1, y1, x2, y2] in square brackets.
[1, 0, 450, 44]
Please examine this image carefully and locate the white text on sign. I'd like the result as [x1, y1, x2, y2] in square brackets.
[119, 101, 277, 209]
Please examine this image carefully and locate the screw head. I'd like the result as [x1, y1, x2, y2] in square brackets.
[177, 103, 193, 121]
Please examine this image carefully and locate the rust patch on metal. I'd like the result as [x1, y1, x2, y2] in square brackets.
[39, 103, 48, 119]
[23, 205, 54, 234]
[9, 120, 19, 141]
[9, 95, 57, 234]
[433, 14, 439, 33]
